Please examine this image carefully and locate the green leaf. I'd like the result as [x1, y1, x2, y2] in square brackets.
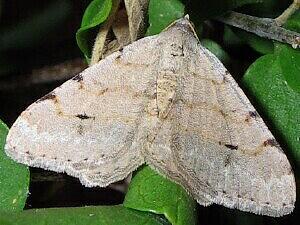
[0, 205, 168, 225]
[76, 0, 112, 59]
[284, 11, 300, 33]
[243, 54, 300, 165]
[124, 166, 197, 225]
[201, 39, 231, 65]
[275, 44, 300, 93]
[146, 0, 185, 35]
[275, 9, 300, 93]
[0, 119, 30, 211]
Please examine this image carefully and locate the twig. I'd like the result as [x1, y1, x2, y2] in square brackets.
[90, 0, 121, 65]
[275, 0, 300, 26]
[217, 11, 300, 49]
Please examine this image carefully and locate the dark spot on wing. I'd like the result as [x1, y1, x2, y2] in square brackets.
[222, 70, 230, 83]
[288, 167, 294, 175]
[224, 155, 231, 167]
[25, 151, 30, 154]
[170, 43, 184, 57]
[72, 74, 85, 89]
[225, 144, 238, 150]
[77, 124, 84, 135]
[115, 49, 123, 60]
[160, 159, 166, 164]
[72, 74, 83, 82]
[245, 111, 260, 122]
[115, 54, 122, 60]
[76, 113, 94, 120]
[97, 88, 109, 96]
[263, 138, 279, 147]
[210, 79, 218, 86]
[171, 52, 184, 57]
[219, 109, 226, 117]
[37, 92, 57, 103]
[249, 111, 259, 118]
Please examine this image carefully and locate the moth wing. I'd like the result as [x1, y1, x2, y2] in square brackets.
[147, 19, 296, 216]
[176, 44, 296, 216]
[5, 36, 159, 187]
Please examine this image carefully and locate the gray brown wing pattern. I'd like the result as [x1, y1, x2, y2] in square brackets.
[5, 36, 159, 187]
[147, 19, 295, 216]
[172, 41, 295, 216]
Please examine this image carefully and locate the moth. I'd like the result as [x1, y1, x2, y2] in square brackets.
[5, 17, 296, 217]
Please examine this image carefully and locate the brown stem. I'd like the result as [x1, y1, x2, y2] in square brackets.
[275, 0, 300, 26]
[217, 11, 300, 49]
[90, 0, 121, 65]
